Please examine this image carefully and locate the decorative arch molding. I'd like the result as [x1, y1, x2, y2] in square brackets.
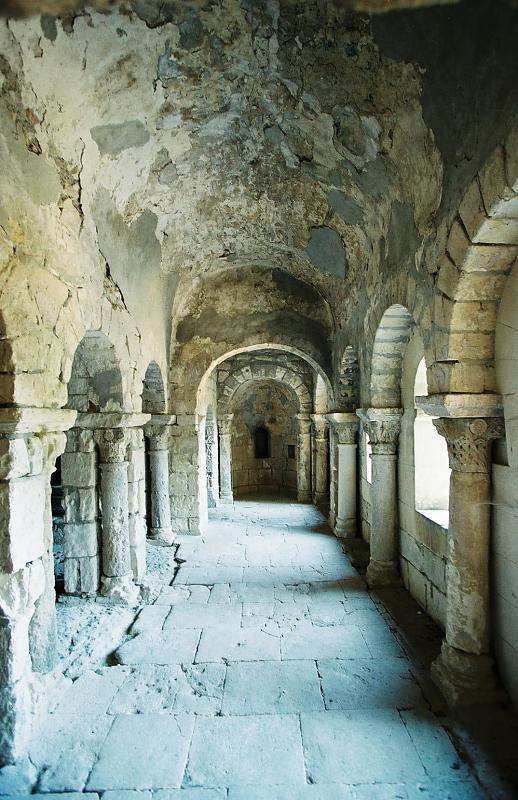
[218, 364, 312, 415]
[196, 343, 333, 416]
[431, 128, 518, 395]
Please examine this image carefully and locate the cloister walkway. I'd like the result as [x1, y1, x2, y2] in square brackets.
[9, 497, 515, 799]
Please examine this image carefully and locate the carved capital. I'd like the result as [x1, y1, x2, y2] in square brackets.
[218, 414, 234, 436]
[434, 417, 505, 473]
[364, 409, 402, 455]
[327, 412, 358, 445]
[39, 431, 67, 474]
[94, 428, 128, 463]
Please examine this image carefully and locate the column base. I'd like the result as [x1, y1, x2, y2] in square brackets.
[219, 494, 234, 505]
[334, 517, 356, 540]
[431, 641, 505, 707]
[149, 526, 175, 546]
[366, 558, 400, 587]
[100, 575, 140, 606]
[297, 491, 312, 503]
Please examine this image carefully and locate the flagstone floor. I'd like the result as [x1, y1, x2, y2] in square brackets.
[4, 496, 518, 799]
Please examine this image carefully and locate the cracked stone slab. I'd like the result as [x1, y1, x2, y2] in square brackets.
[175, 566, 244, 584]
[155, 585, 211, 606]
[184, 714, 306, 788]
[281, 621, 372, 660]
[317, 658, 426, 710]
[222, 659, 324, 715]
[196, 624, 281, 663]
[108, 663, 226, 715]
[351, 779, 486, 799]
[154, 790, 228, 799]
[399, 709, 469, 779]
[49, 667, 130, 720]
[300, 709, 428, 784]
[114, 629, 200, 665]
[30, 713, 113, 793]
[131, 605, 171, 634]
[86, 714, 195, 791]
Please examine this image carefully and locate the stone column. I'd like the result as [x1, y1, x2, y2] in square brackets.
[127, 427, 147, 581]
[358, 408, 402, 587]
[296, 414, 312, 503]
[145, 416, 174, 545]
[218, 413, 234, 505]
[29, 431, 67, 674]
[431, 415, 504, 705]
[328, 413, 359, 541]
[205, 415, 219, 508]
[311, 414, 329, 508]
[94, 428, 138, 605]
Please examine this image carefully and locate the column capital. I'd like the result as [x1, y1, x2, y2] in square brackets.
[434, 416, 505, 473]
[94, 428, 128, 463]
[218, 413, 234, 435]
[144, 414, 175, 450]
[415, 393, 503, 419]
[358, 408, 402, 455]
[326, 412, 359, 445]
[39, 431, 68, 473]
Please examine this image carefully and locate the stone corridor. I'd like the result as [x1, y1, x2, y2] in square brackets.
[6, 497, 497, 800]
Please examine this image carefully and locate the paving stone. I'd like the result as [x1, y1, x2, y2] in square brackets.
[184, 714, 306, 787]
[86, 714, 195, 790]
[25, 795, 99, 800]
[114, 629, 200, 665]
[228, 785, 354, 799]
[155, 586, 211, 606]
[351, 779, 486, 799]
[31, 714, 113, 793]
[163, 604, 242, 631]
[154, 791, 227, 799]
[50, 667, 129, 720]
[196, 624, 281, 662]
[103, 792, 152, 800]
[131, 605, 171, 634]
[175, 566, 244, 584]
[400, 709, 469, 778]
[317, 657, 425, 710]
[222, 660, 324, 714]
[300, 709, 428, 784]
[206, 584, 241, 605]
[281, 621, 371, 660]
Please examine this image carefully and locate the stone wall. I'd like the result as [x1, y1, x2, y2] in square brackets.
[231, 381, 298, 496]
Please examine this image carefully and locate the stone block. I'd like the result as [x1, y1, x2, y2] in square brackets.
[0, 676, 33, 764]
[130, 542, 146, 582]
[0, 474, 45, 572]
[0, 610, 31, 684]
[0, 439, 31, 481]
[61, 452, 96, 488]
[63, 522, 99, 558]
[63, 487, 98, 523]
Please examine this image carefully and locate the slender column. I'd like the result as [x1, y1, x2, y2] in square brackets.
[358, 408, 402, 587]
[218, 413, 234, 505]
[431, 416, 504, 705]
[311, 414, 329, 508]
[328, 413, 359, 540]
[145, 416, 174, 545]
[29, 432, 67, 674]
[94, 428, 138, 605]
[296, 414, 312, 503]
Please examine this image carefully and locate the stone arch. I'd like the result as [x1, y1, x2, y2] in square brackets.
[218, 363, 312, 416]
[432, 129, 518, 395]
[370, 305, 416, 408]
[142, 361, 166, 414]
[67, 330, 124, 412]
[197, 343, 333, 416]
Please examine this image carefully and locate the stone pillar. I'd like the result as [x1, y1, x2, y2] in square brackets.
[205, 415, 219, 508]
[431, 415, 504, 705]
[328, 413, 359, 541]
[61, 428, 100, 596]
[127, 427, 147, 580]
[144, 416, 174, 545]
[94, 428, 138, 604]
[29, 432, 67, 674]
[358, 408, 402, 587]
[311, 414, 329, 508]
[328, 426, 338, 527]
[296, 414, 312, 503]
[0, 407, 75, 764]
[169, 414, 200, 535]
[218, 413, 234, 505]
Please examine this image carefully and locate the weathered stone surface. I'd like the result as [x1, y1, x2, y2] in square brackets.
[222, 660, 324, 715]
[86, 714, 195, 791]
